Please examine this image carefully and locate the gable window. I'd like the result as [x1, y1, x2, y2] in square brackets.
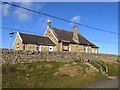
[17, 43, 19, 48]
[49, 46, 53, 52]
[35, 45, 41, 52]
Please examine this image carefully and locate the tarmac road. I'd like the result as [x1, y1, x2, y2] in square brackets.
[85, 76, 119, 88]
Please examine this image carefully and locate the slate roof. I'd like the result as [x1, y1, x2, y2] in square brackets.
[19, 32, 55, 46]
[52, 27, 99, 48]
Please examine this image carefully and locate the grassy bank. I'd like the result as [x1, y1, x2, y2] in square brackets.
[2, 61, 108, 88]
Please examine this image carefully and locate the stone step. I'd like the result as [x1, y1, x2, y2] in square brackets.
[85, 62, 107, 74]
[85, 62, 99, 72]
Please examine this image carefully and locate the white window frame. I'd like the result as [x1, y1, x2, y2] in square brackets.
[69, 44, 71, 52]
[84, 46, 88, 53]
[17, 43, 20, 48]
[95, 48, 98, 53]
[91, 49, 94, 53]
[49, 46, 53, 52]
[35, 45, 41, 52]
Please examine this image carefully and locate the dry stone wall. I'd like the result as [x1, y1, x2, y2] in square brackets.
[2, 49, 118, 64]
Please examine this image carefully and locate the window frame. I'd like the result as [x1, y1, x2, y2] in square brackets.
[17, 43, 19, 48]
[84, 46, 88, 53]
[49, 46, 53, 52]
[35, 45, 41, 52]
[62, 42, 69, 51]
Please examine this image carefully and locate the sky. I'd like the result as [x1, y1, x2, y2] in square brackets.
[1, 2, 118, 55]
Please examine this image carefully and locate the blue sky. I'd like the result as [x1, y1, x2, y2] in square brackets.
[1, 2, 118, 55]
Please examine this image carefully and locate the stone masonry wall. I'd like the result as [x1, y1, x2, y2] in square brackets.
[14, 35, 24, 50]
[45, 28, 59, 51]
[71, 44, 84, 52]
[2, 49, 118, 64]
[25, 44, 35, 51]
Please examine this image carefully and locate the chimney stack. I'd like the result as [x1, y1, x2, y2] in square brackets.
[47, 20, 51, 28]
[73, 26, 79, 43]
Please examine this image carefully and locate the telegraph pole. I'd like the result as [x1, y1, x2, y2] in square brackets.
[9, 31, 14, 52]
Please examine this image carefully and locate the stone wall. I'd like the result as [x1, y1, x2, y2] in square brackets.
[2, 49, 118, 64]
[14, 35, 24, 50]
[25, 44, 35, 51]
[71, 44, 84, 52]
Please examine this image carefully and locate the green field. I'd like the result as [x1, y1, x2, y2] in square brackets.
[2, 60, 118, 88]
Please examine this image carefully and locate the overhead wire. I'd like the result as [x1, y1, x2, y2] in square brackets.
[1, 1, 119, 36]
[1, 26, 119, 44]
[0, 26, 41, 35]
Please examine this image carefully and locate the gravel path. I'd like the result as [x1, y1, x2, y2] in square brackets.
[85, 76, 118, 88]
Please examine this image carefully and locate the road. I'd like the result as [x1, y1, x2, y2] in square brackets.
[85, 76, 118, 88]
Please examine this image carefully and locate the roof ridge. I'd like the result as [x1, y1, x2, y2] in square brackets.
[52, 27, 83, 35]
[18, 32, 48, 38]
[52, 27, 73, 33]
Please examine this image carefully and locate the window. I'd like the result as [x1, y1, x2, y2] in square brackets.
[84, 46, 88, 53]
[69, 44, 71, 52]
[95, 49, 98, 53]
[17, 43, 19, 48]
[63, 45, 69, 51]
[49, 46, 53, 52]
[62, 42, 69, 51]
[35, 45, 41, 52]
[91, 49, 94, 53]
[23, 44, 26, 50]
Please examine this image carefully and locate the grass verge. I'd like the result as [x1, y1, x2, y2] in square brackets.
[2, 61, 107, 88]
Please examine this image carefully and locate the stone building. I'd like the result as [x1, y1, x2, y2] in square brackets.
[14, 20, 99, 53]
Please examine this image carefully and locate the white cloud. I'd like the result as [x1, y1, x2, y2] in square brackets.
[14, 2, 45, 22]
[1, 2, 45, 22]
[14, 2, 33, 22]
[14, 9, 31, 21]
[21, 2, 32, 7]
[2, 4, 11, 16]
[35, 2, 45, 10]
[70, 16, 80, 25]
